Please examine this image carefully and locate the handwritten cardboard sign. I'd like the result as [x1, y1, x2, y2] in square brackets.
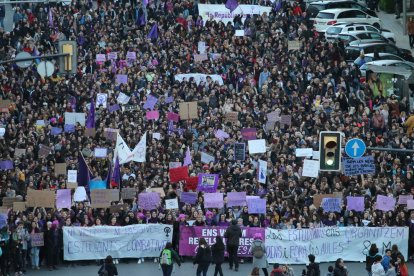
[121, 188, 136, 200]
[31, 233, 44, 247]
[179, 102, 198, 120]
[27, 190, 55, 208]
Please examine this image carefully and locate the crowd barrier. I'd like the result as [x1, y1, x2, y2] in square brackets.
[63, 225, 408, 264]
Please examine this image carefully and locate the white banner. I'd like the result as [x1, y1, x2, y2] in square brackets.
[265, 227, 408, 264]
[174, 73, 224, 85]
[63, 224, 173, 260]
[198, 4, 272, 25]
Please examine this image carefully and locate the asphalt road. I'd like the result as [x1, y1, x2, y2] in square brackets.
[17, 259, 414, 276]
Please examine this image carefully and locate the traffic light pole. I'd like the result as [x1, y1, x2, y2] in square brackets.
[366, 147, 414, 154]
[0, 53, 68, 65]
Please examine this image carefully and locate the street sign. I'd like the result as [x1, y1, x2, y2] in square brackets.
[15, 52, 32, 68]
[345, 138, 366, 158]
[37, 61, 54, 77]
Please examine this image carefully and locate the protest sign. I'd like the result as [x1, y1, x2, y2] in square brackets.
[179, 102, 198, 120]
[27, 190, 55, 208]
[175, 73, 224, 85]
[346, 196, 365, 212]
[407, 200, 414, 210]
[91, 190, 111, 208]
[84, 128, 96, 138]
[143, 95, 158, 110]
[107, 189, 120, 202]
[321, 198, 342, 212]
[241, 128, 256, 140]
[96, 93, 108, 108]
[169, 162, 182, 169]
[121, 188, 136, 200]
[376, 195, 396, 211]
[342, 156, 375, 176]
[96, 54, 106, 62]
[201, 152, 215, 164]
[126, 52, 136, 60]
[227, 192, 247, 207]
[38, 144, 52, 157]
[194, 54, 208, 62]
[115, 74, 128, 85]
[198, 41, 206, 53]
[55, 163, 67, 176]
[197, 174, 219, 192]
[225, 112, 238, 123]
[302, 159, 319, 178]
[67, 182, 78, 189]
[247, 197, 266, 214]
[94, 148, 107, 158]
[138, 192, 160, 210]
[51, 127, 62, 136]
[398, 195, 413, 205]
[64, 112, 86, 126]
[2, 197, 22, 208]
[108, 104, 120, 113]
[179, 226, 264, 257]
[180, 192, 197, 204]
[313, 194, 341, 208]
[312, 151, 320, 160]
[73, 187, 87, 202]
[258, 160, 267, 184]
[63, 224, 173, 260]
[0, 100, 11, 112]
[0, 160, 13, 170]
[89, 180, 106, 191]
[169, 166, 188, 183]
[153, 133, 161, 140]
[235, 30, 245, 36]
[167, 112, 179, 122]
[288, 40, 301, 51]
[109, 204, 129, 214]
[280, 115, 292, 126]
[56, 189, 72, 209]
[248, 139, 266, 154]
[104, 128, 118, 141]
[107, 52, 117, 60]
[13, 202, 26, 212]
[234, 143, 246, 161]
[165, 198, 179, 210]
[14, 148, 26, 158]
[185, 177, 198, 191]
[151, 188, 166, 198]
[31, 233, 44, 247]
[146, 110, 159, 120]
[295, 148, 313, 157]
[64, 124, 75, 133]
[67, 170, 77, 184]
[204, 193, 224, 208]
[117, 92, 130, 105]
[266, 227, 408, 264]
[215, 130, 229, 140]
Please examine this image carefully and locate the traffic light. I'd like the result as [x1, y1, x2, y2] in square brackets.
[58, 41, 77, 75]
[319, 131, 342, 171]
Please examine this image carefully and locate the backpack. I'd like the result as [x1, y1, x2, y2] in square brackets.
[252, 241, 265, 259]
[99, 263, 108, 276]
[160, 249, 172, 265]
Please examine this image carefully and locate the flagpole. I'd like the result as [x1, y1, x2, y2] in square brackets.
[80, 151, 93, 175]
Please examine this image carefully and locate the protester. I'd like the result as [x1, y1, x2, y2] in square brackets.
[270, 263, 283, 276]
[366, 244, 380, 276]
[371, 255, 385, 276]
[326, 266, 334, 276]
[193, 238, 211, 276]
[98, 255, 118, 276]
[224, 219, 242, 272]
[306, 254, 320, 276]
[333, 259, 348, 276]
[159, 242, 181, 276]
[211, 236, 225, 276]
[396, 254, 408, 276]
[251, 232, 268, 276]
[381, 249, 391, 273]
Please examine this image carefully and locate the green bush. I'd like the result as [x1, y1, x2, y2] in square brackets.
[379, 0, 395, 13]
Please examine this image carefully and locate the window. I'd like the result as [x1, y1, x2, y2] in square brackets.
[337, 11, 354, 19]
[356, 33, 370, 40]
[316, 12, 335, 19]
[366, 26, 378, 32]
[355, 26, 365, 31]
[369, 33, 383, 39]
[353, 10, 367, 18]
[346, 27, 355, 31]
[326, 27, 343, 34]
[384, 45, 399, 55]
[394, 63, 413, 70]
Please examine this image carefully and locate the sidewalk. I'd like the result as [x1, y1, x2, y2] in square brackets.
[377, 10, 412, 52]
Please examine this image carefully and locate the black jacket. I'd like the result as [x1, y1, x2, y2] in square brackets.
[333, 266, 347, 276]
[193, 246, 212, 265]
[224, 224, 242, 247]
[211, 243, 225, 264]
[98, 262, 118, 276]
[307, 262, 320, 276]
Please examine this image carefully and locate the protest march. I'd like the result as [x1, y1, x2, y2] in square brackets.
[0, 0, 414, 275]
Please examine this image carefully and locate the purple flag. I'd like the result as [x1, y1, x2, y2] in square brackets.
[148, 23, 158, 40]
[64, 124, 75, 133]
[225, 0, 239, 13]
[51, 127, 63, 136]
[48, 8, 53, 28]
[111, 157, 121, 188]
[0, 160, 13, 170]
[183, 147, 192, 166]
[274, 0, 282, 12]
[86, 99, 95, 129]
[77, 155, 91, 187]
[56, 189, 72, 209]
[143, 95, 158, 110]
[108, 104, 120, 113]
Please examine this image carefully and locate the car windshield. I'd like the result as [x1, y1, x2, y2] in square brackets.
[326, 27, 343, 34]
[316, 12, 335, 19]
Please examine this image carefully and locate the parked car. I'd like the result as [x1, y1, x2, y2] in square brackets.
[359, 60, 414, 77]
[354, 52, 406, 67]
[325, 23, 395, 42]
[314, 9, 381, 33]
[345, 42, 414, 62]
[335, 31, 394, 44]
[307, 0, 374, 19]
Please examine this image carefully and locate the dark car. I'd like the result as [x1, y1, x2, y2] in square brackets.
[345, 42, 414, 62]
[307, 0, 376, 19]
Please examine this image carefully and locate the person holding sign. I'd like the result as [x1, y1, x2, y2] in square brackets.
[28, 221, 42, 270]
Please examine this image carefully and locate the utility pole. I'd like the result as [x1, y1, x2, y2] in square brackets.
[404, 0, 407, 35]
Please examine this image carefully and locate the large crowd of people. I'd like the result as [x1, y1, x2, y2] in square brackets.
[0, 0, 414, 275]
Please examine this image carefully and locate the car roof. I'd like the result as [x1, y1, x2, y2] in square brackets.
[363, 53, 399, 57]
[318, 8, 364, 13]
[364, 60, 401, 66]
[343, 31, 382, 35]
[310, 0, 358, 5]
[333, 22, 373, 27]
[348, 41, 387, 47]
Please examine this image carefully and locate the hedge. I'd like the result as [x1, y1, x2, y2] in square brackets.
[379, 0, 395, 13]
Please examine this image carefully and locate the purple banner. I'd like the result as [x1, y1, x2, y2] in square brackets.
[0, 160, 14, 170]
[197, 173, 219, 192]
[179, 226, 265, 257]
[180, 192, 197, 204]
